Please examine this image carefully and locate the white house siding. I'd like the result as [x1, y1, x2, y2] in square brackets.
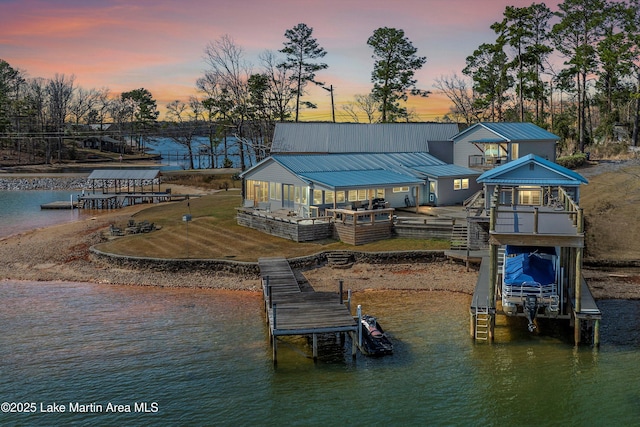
[453, 133, 486, 168]
[243, 160, 309, 209]
[249, 160, 308, 187]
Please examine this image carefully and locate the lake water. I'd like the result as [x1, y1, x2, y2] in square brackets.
[145, 136, 254, 171]
[1, 282, 639, 426]
[0, 190, 95, 238]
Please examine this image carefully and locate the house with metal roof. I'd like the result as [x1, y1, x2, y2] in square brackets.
[270, 122, 459, 162]
[466, 154, 598, 346]
[463, 154, 588, 251]
[476, 153, 587, 210]
[240, 123, 480, 213]
[452, 122, 559, 170]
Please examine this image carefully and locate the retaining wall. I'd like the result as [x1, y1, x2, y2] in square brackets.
[90, 246, 448, 274]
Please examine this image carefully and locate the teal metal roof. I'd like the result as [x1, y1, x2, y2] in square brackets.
[271, 123, 460, 153]
[477, 154, 588, 185]
[244, 152, 479, 190]
[453, 122, 560, 142]
[272, 152, 446, 174]
[412, 164, 480, 178]
[301, 170, 424, 190]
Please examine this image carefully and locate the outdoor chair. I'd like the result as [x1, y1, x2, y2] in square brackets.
[109, 224, 124, 236]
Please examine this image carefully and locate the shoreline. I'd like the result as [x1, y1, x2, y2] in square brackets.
[0, 199, 637, 300]
[0, 168, 639, 299]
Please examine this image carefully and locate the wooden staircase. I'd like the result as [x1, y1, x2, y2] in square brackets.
[450, 223, 468, 250]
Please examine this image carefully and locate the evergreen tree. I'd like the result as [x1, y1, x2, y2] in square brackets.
[279, 23, 328, 122]
[367, 27, 428, 123]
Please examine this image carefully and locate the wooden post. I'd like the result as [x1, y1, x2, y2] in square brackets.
[575, 248, 583, 313]
[352, 331, 357, 358]
[312, 333, 318, 361]
[339, 280, 343, 304]
[357, 305, 363, 349]
[273, 336, 277, 365]
[347, 289, 352, 312]
[594, 319, 600, 347]
[488, 205, 497, 341]
[533, 207, 539, 234]
[470, 309, 475, 338]
[575, 210, 584, 314]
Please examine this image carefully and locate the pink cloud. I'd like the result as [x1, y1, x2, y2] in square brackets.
[0, 0, 560, 120]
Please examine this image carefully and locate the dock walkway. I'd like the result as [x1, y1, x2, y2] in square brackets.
[259, 257, 358, 363]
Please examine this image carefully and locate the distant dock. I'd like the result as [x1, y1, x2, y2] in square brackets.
[41, 201, 78, 210]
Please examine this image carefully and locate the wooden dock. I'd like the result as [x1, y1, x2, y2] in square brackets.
[40, 201, 78, 210]
[259, 257, 358, 364]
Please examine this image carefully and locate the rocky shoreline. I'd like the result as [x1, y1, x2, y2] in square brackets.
[0, 176, 88, 191]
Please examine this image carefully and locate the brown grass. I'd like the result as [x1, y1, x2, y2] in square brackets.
[580, 165, 640, 261]
[95, 192, 449, 261]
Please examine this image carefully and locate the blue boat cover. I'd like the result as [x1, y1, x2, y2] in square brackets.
[504, 252, 555, 285]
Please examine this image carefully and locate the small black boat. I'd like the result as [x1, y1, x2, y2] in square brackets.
[359, 315, 393, 356]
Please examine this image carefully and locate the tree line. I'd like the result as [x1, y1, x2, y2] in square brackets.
[436, 0, 640, 152]
[3, 1, 640, 170]
[0, 23, 427, 169]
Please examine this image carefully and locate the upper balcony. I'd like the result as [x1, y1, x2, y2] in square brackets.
[487, 186, 584, 248]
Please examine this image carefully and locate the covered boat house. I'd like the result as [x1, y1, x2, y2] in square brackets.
[78, 169, 172, 209]
[466, 154, 600, 346]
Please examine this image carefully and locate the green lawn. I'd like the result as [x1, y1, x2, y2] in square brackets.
[96, 192, 449, 261]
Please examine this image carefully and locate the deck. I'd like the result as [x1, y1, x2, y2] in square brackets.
[491, 205, 584, 247]
[259, 257, 358, 363]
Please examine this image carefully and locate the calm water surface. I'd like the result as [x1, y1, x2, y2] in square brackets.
[0, 191, 96, 238]
[1, 282, 639, 426]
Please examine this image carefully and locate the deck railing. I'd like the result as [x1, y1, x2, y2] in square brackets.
[489, 185, 584, 235]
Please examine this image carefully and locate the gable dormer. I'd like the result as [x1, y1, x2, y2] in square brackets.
[452, 122, 559, 170]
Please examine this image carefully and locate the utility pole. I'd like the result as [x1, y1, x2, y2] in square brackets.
[323, 85, 335, 122]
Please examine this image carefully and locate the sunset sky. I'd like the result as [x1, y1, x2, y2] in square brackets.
[0, 0, 560, 121]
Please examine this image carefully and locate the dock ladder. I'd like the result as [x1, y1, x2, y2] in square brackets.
[474, 306, 490, 341]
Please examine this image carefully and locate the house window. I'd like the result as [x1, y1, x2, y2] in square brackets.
[294, 186, 300, 203]
[300, 187, 308, 205]
[313, 189, 323, 205]
[454, 179, 469, 191]
[518, 186, 542, 205]
[376, 189, 385, 198]
[357, 189, 367, 200]
[336, 191, 345, 203]
[348, 190, 358, 201]
[393, 187, 409, 193]
[511, 143, 519, 160]
[269, 182, 281, 200]
[246, 180, 269, 202]
[325, 191, 334, 204]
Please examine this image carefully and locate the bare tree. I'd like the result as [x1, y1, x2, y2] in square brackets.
[341, 93, 381, 123]
[69, 87, 101, 125]
[434, 74, 479, 125]
[259, 50, 296, 122]
[46, 73, 75, 162]
[166, 99, 201, 170]
[202, 34, 253, 170]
